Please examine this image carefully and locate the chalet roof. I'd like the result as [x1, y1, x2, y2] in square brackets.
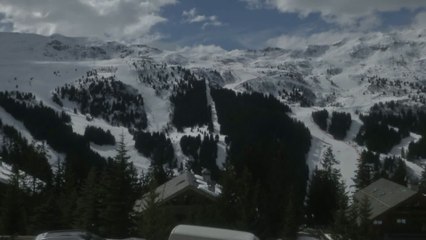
[353, 178, 417, 220]
[133, 172, 220, 212]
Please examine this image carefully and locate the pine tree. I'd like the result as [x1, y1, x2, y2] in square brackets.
[58, 162, 79, 229]
[333, 180, 349, 239]
[419, 166, 426, 194]
[217, 163, 260, 231]
[346, 201, 359, 240]
[281, 191, 300, 239]
[358, 196, 373, 240]
[98, 134, 140, 238]
[321, 147, 340, 178]
[391, 158, 407, 186]
[30, 158, 66, 231]
[0, 168, 28, 235]
[306, 147, 344, 227]
[138, 181, 169, 240]
[30, 191, 62, 233]
[74, 168, 100, 233]
[354, 154, 372, 190]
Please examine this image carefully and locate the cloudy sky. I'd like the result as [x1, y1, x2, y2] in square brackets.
[0, 0, 425, 50]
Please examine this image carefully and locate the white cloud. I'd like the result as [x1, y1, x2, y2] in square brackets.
[241, 0, 426, 29]
[413, 11, 426, 29]
[175, 44, 227, 59]
[266, 31, 360, 49]
[0, 0, 177, 43]
[182, 8, 223, 30]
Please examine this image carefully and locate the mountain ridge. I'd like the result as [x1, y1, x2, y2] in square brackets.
[0, 30, 425, 190]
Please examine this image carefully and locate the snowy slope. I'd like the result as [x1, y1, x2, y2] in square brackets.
[0, 30, 426, 182]
[292, 107, 360, 193]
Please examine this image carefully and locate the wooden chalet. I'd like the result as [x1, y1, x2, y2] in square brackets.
[133, 171, 220, 222]
[354, 178, 426, 240]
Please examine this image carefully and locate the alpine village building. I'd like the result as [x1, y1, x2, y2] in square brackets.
[354, 178, 426, 240]
[133, 171, 220, 223]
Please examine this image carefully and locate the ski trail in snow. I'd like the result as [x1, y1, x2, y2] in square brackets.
[224, 70, 258, 90]
[205, 80, 227, 167]
[0, 106, 63, 166]
[117, 61, 171, 132]
[168, 131, 188, 170]
[205, 80, 221, 134]
[293, 107, 360, 194]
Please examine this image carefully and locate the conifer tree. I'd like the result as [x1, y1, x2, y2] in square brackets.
[58, 162, 79, 229]
[420, 166, 426, 194]
[217, 163, 260, 231]
[30, 192, 62, 233]
[333, 180, 349, 238]
[281, 190, 301, 239]
[98, 134, 140, 238]
[390, 158, 407, 186]
[306, 147, 343, 227]
[30, 158, 66, 231]
[354, 155, 372, 190]
[358, 196, 373, 240]
[346, 201, 359, 240]
[138, 181, 169, 240]
[312, 109, 329, 131]
[0, 168, 28, 235]
[321, 147, 339, 178]
[74, 168, 100, 233]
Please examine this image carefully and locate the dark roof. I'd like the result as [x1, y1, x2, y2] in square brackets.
[134, 172, 218, 212]
[353, 178, 417, 220]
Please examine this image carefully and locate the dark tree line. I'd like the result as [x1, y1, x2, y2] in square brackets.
[84, 126, 116, 146]
[360, 102, 426, 158]
[408, 137, 426, 159]
[305, 148, 388, 240]
[312, 109, 328, 131]
[420, 167, 426, 194]
[329, 112, 352, 140]
[1, 124, 52, 182]
[356, 117, 402, 154]
[312, 109, 351, 140]
[368, 102, 425, 134]
[54, 71, 147, 130]
[134, 131, 175, 183]
[306, 148, 346, 227]
[211, 88, 311, 238]
[170, 80, 213, 131]
[134, 131, 174, 167]
[0, 136, 142, 238]
[134, 60, 198, 94]
[180, 134, 219, 179]
[0, 91, 106, 182]
[354, 150, 407, 190]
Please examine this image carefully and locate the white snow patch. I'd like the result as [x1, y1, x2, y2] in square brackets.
[68, 110, 151, 172]
[292, 106, 359, 193]
[0, 106, 63, 165]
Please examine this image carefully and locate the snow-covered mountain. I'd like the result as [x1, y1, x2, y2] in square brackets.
[0, 29, 425, 191]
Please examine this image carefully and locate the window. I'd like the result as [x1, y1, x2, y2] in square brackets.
[396, 218, 407, 224]
[373, 220, 383, 225]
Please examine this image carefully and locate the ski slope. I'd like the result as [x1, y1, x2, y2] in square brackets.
[292, 107, 360, 193]
[1, 30, 426, 185]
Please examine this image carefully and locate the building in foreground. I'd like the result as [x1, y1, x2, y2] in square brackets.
[134, 171, 220, 222]
[354, 178, 426, 239]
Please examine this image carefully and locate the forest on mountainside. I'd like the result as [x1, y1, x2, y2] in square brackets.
[170, 80, 213, 131]
[211, 88, 311, 238]
[1, 85, 425, 240]
[54, 70, 148, 131]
